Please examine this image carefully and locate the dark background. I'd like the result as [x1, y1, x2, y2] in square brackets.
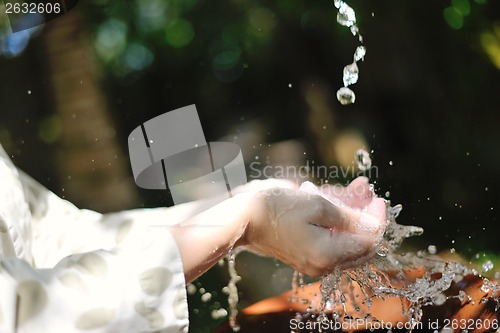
[1, 0, 499, 331]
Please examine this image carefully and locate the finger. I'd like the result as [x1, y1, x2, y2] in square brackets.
[314, 197, 385, 236]
[319, 176, 374, 209]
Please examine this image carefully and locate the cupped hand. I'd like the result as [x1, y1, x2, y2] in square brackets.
[240, 177, 388, 276]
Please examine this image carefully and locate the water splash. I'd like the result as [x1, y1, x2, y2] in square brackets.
[483, 260, 494, 272]
[287, 202, 491, 332]
[334, 0, 365, 105]
[288, 168, 500, 331]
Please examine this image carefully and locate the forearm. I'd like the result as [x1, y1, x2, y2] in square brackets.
[167, 193, 254, 283]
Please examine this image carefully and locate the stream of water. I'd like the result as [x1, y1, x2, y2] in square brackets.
[334, 0, 365, 105]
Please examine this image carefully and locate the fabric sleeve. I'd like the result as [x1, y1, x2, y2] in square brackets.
[0, 223, 189, 333]
[0, 151, 189, 333]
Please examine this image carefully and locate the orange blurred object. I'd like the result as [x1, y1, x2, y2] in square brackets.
[214, 268, 500, 333]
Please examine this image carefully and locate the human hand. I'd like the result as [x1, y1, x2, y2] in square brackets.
[240, 177, 387, 276]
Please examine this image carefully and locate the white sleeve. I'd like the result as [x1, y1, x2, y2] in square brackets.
[0, 224, 189, 333]
[0, 147, 189, 333]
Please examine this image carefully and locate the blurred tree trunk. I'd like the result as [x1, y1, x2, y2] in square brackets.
[41, 10, 138, 212]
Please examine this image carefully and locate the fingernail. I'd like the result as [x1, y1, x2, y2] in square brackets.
[358, 215, 380, 233]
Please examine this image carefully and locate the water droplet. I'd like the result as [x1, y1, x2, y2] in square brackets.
[187, 283, 197, 295]
[389, 160, 394, 166]
[481, 283, 490, 293]
[482, 260, 494, 272]
[458, 290, 466, 301]
[211, 308, 228, 320]
[336, 87, 356, 105]
[431, 292, 447, 306]
[343, 62, 359, 86]
[288, 83, 292, 88]
[337, 2, 356, 27]
[355, 148, 372, 171]
[27, 90, 31, 95]
[201, 292, 212, 302]
[354, 46, 366, 61]
[428, 245, 437, 255]
[149, 139, 154, 144]
[376, 245, 389, 257]
[350, 25, 359, 36]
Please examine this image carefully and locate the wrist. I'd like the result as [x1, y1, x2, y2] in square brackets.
[230, 191, 259, 249]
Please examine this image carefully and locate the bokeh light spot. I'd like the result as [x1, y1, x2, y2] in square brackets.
[452, 0, 471, 16]
[480, 27, 500, 70]
[165, 19, 195, 48]
[95, 19, 128, 62]
[212, 49, 244, 82]
[135, 0, 168, 32]
[248, 7, 277, 38]
[38, 115, 62, 144]
[124, 43, 154, 70]
[444, 7, 464, 30]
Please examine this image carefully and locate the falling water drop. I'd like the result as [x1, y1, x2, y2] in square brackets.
[337, 2, 356, 27]
[334, 0, 364, 105]
[354, 46, 367, 61]
[343, 62, 359, 86]
[355, 148, 372, 171]
[336, 87, 356, 105]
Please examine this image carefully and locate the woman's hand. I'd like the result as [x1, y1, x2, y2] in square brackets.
[240, 177, 387, 276]
[169, 177, 387, 282]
